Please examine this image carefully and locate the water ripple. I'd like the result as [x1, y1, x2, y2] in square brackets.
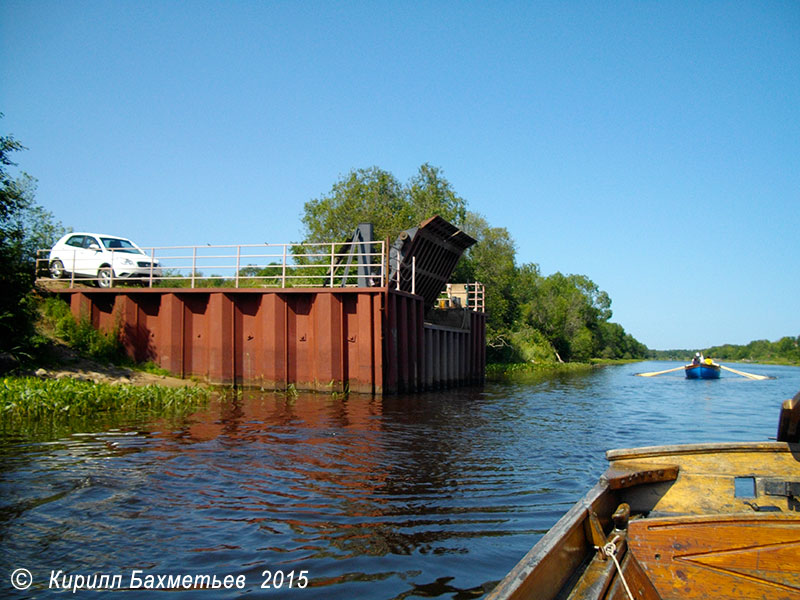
[1, 362, 798, 598]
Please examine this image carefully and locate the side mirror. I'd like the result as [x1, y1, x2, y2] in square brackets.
[89, 243, 101, 251]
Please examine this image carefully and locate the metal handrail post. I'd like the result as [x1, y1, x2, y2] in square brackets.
[381, 241, 386, 287]
[411, 256, 416, 295]
[191, 247, 197, 289]
[109, 249, 115, 287]
[281, 244, 287, 288]
[235, 245, 241, 288]
[149, 248, 155, 287]
[329, 242, 335, 288]
[70, 249, 75, 288]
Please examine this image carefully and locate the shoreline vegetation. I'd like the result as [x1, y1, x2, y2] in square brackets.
[1, 295, 213, 430]
[1, 376, 209, 422]
[486, 358, 640, 380]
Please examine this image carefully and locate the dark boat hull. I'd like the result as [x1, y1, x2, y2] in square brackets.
[685, 363, 721, 379]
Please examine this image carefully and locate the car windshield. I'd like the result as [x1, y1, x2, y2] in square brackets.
[100, 237, 143, 254]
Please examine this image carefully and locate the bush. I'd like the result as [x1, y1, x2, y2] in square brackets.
[487, 326, 559, 364]
[40, 297, 125, 363]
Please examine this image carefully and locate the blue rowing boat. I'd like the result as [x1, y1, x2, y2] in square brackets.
[685, 362, 721, 379]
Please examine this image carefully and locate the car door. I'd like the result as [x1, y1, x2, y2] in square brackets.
[60, 235, 85, 274]
[76, 235, 102, 276]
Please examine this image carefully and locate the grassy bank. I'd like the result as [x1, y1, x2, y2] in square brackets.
[485, 358, 645, 381]
[486, 361, 597, 380]
[1, 376, 210, 423]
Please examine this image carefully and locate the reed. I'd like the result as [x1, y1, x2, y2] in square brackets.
[486, 361, 595, 379]
[1, 376, 210, 423]
[40, 297, 125, 363]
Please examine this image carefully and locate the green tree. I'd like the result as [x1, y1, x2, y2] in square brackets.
[1, 119, 66, 358]
[406, 163, 467, 229]
[301, 163, 650, 364]
[704, 335, 800, 364]
[452, 211, 518, 332]
[1, 128, 37, 355]
[301, 166, 405, 243]
[519, 272, 621, 361]
[300, 163, 468, 244]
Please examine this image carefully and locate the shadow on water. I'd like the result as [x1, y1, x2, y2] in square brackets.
[1, 363, 799, 598]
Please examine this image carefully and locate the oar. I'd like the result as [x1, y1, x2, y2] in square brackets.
[636, 365, 686, 377]
[719, 364, 770, 380]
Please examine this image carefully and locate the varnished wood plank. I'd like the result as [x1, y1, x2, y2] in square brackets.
[484, 482, 617, 600]
[604, 462, 679, 490]
[605, 551, 661, 600]
[628, 514, 800, 599]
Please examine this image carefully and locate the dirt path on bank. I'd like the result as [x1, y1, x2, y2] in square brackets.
[26, 342, 205, 389]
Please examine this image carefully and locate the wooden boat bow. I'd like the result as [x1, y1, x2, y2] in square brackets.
[486, 395, 800, 600]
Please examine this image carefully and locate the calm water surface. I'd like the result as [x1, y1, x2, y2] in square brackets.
[2, 362, 799, 598]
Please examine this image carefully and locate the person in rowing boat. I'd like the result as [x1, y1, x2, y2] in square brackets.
[692, 352, 702, 365]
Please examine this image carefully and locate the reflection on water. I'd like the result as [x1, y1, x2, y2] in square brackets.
[1, 362, 799, 598]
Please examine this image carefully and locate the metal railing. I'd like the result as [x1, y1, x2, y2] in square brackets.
[388, 254, 417, 296]
[36, 241, 386, 290]
[438, 282, 485, 312]
[35, 240, 486, 313]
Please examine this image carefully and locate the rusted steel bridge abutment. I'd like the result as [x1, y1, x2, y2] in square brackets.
[55, 286, 484, 394]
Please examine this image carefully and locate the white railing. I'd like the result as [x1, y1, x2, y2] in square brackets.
[35, 241, 386, 289]
[35, 240, 485, 312]
[438, 282, 485, 312]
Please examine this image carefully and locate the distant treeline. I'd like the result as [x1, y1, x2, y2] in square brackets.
[651, 336, 800, 364]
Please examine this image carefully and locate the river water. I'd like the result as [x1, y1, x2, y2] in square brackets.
[2, 362, 799, 599]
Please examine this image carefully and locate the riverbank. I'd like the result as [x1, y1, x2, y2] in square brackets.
[485, 358, 643, 381]
[1, 376, 209, 419]
[2, 330, 212, 428]
[19, 336, 205, 388]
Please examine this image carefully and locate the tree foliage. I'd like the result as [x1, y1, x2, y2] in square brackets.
[301, 163, 649, 364]
[0, 119, 66, 357]
[510, 270, 645, 362]
[452, 211, 517, 331]
[301, 163, 467, 243]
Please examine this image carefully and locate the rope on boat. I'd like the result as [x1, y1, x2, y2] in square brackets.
[596, 534, 634, 600]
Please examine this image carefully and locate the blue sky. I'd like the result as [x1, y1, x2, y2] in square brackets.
[2, 1, 798, 350]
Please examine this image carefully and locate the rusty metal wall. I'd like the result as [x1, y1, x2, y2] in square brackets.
[59, 289, 383, 393]
[382, 290, 485, 393]
[55, 287, 484, 394]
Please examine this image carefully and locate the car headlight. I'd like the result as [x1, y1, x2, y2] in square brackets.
[121, 258, 134, 266]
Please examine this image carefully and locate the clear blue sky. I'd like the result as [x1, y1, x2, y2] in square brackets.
[2, 1, 798, 350]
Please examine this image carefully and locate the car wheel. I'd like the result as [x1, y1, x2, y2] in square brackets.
[97, 267, 114, 288]
[50, 259, 65, 279]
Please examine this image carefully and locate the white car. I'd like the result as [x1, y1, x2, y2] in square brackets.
[49, 232, 162, 287]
